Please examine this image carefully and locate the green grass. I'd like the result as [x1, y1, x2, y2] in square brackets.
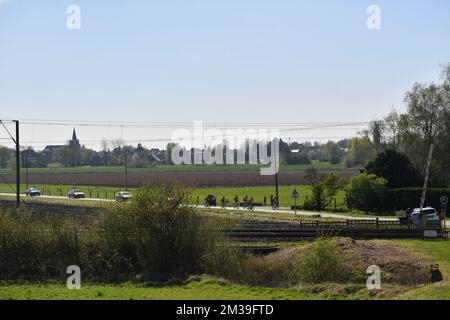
[1, 183, 346, 207]
[0, 278, 322, 300]
[1, 183, 400, 219]
[0, 162, 348, 175]
[390, 240, 450, 300]
[190, 185, 346, 209]
[2, 240, 449, 300]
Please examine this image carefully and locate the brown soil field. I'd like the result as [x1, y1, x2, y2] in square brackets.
[3, 169, 358, 188]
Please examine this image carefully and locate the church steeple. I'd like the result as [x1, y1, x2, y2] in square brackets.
[70, 128, 80, 149]
[72, 128, 78, 141]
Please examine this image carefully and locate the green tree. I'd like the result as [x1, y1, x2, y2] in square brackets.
[0, 146, 14, 168]
[304, 168, 346, 211]
[365, 150, 421, 188]
[344, 138, 376, 168]
[320, 141, 344, 164]
[346, 173, 388, 213]
[166, 142, 178, 165]
[52, 145, 82, 167]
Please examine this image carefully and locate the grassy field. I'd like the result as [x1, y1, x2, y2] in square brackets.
[0, 240, 448, 300]
[0, 278, 318, 300]
[0, 183, 347, 210]
[0, 278, 375, 300]
[0, 162, 347, 175]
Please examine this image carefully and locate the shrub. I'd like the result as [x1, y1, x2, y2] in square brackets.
[0, 209, 91, 280]
[99, 183, 219, 281]
[0, 183, 225, 282]
[294, 238, 360, 284]
[346, 173, 388, 213]
[304, 169, 346, 211]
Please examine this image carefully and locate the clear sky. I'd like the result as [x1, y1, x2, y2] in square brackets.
[1, 0, 449, 150]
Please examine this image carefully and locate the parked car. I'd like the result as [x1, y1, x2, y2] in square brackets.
[410, 207, 439, 227]
[68, 188, 86, 199]
[25, 187, 41, 197]
[115, 191, 132, 202]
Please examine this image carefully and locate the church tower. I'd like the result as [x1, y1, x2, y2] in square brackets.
[70, 128, 80, 149]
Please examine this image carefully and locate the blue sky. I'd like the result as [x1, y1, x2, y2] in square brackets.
[1, 0, 449, 149]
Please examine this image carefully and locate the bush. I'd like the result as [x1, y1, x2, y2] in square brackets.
[294, 238, 360, 284]
[346, 173, 388, 213]
[0, 209, 97, 280]
[0, 183, 225, 282]
[99, 183, 220, 281]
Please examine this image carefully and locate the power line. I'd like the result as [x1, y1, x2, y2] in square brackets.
[7, 119, 368, 145]
[17, 119, 370, 129]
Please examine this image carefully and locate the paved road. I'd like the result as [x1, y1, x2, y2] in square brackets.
[1, 192, 449, 227]
[207, 204, 400, 221]
[0, 193, 115, 203]
[203, 205, 450, 228]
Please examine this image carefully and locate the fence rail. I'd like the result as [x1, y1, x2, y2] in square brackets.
[223, 219, 446, 240]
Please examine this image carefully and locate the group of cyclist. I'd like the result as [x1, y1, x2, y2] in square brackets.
[204, 193, 279, 210]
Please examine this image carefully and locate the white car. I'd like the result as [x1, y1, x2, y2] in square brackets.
[410, 207, 439, 226]
[68, 188, 86, 199]
[115, 191, 132, 202]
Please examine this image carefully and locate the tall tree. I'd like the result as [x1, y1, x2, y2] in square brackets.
[365, 150, 421, 188]
[344, 138, 376, 168]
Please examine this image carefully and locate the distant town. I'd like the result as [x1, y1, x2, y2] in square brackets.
[0, 128, 369, 169]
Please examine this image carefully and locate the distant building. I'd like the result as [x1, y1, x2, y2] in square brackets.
[42, 145, 62, 161]
[42, 129, 81, 163]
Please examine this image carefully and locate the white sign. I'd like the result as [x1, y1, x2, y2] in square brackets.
[424, 230, 438, 238]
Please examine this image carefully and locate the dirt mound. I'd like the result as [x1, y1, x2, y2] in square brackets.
[243, 239, 442, 287]
[337, 238, 442, 285]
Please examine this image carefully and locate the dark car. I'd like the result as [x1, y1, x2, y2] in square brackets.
[25, 187, 41, 197]
[68, 188, 86, 199]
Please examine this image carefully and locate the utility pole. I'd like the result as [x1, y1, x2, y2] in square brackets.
[274, 141, 279, 207]
[25, 148, 29, 190]
[15, 120, 20, 208]
[420, 143, 434, 211]
[124, 150, 128, 191]
[419, 142, 434, 228]
[275, 172, 279, 206]
[0, 120, 20, 207]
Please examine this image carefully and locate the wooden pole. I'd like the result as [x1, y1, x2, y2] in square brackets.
[15, 120, 20, 207]
[124, 150, 128, 191]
